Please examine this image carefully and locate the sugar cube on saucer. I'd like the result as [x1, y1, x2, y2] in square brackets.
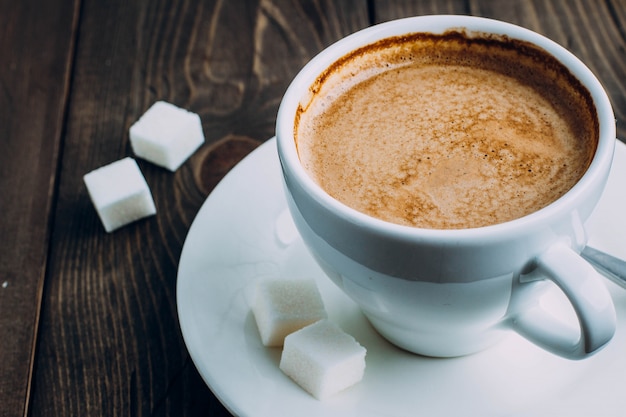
[129, 101, 205, 171]
[83, 157, 156, 232]
[279, 319, 366, 400]
[253, 278, 327, 347]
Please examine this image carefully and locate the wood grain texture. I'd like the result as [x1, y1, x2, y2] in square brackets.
[28, 1, 368, 416]
[0, 1, 79, 416]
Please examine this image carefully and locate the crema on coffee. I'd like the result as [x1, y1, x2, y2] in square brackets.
[295, 31, 598, 229]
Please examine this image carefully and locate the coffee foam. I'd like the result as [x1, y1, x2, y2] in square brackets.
[295, 32, 598, 229]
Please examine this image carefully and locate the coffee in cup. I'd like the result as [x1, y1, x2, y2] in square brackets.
[295, 31, 598, 229]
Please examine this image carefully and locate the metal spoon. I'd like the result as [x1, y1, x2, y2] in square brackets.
[582, 246, 626, 289]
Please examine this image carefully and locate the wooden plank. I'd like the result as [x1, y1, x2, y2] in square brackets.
[28, 1, 369, 416]
[0, 0, 80, 416]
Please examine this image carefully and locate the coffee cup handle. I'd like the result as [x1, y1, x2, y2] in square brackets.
[510, 242, 616, 359]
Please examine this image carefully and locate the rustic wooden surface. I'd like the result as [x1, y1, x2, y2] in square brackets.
[1, 0, 624, 416]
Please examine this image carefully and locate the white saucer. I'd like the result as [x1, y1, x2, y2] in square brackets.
[177, 138, 626, 417]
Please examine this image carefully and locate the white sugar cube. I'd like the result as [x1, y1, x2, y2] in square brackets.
[83, 157, 156, 232]
[280, 319, 366, 400]
[129, 101, 205, 171]
[253, 279, 327, 347]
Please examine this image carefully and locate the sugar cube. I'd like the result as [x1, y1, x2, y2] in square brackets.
[279, 319, 366, 400]
[83, 157, 156, 232]
[253, 278, 327, 347]
[129, 101, 205, 171]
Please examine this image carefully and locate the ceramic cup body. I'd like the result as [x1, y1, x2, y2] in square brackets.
[276, 15, 617, 359]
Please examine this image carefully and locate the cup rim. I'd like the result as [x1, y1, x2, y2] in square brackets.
[276, 15, 616, 242]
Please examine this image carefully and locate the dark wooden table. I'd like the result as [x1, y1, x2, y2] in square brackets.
[1, 1, 625, 416]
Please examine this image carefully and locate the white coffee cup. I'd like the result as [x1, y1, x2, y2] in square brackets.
[276, 15, 616, 359]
